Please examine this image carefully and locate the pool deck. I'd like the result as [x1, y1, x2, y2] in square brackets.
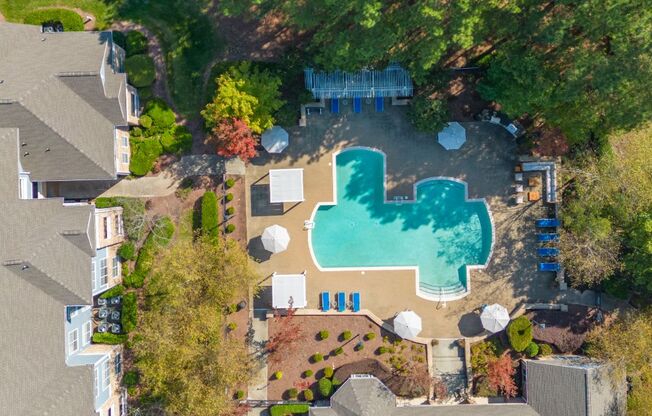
[246, 104, 556, 338]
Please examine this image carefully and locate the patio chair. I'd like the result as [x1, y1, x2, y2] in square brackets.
[537, 233, 559, 242]
[375, 96, 384, 112]
[321, 292, 331, 312]
[303, 220, 315, 230]
[515, 184, 524, 193]
[353, 97, 362, 113]
[539, 263, 560, 272]
[98, 308, 109, 319]
[98, 323, 109, 333]
[515, 173, 523, 182]
[537, 247, 559, 257]
[331, 98, 340, 114]
[337, 292, 346, 312]
[536, 218, 560, 228]
[351, 292, 361, 312]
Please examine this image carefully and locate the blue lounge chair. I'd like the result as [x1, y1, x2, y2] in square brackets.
[337, 292, 346, 312]
[539, 263, 560, 272]
[321, 292, 330, 312]
[538, 233, 559, 242]
[351, 292, 360, 312]
[536, 218, 560, 228]
[537, 247, 559, 257]
[331, 98, 339, 113]
[353, 97, 362, 113]
[375, 96, 384, 112]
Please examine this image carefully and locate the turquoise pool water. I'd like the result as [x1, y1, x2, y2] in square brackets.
[310, 148, 493, 296]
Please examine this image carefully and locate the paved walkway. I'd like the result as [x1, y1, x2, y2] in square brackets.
[431, 339, 467, 397]
[248, 310, 269, 401]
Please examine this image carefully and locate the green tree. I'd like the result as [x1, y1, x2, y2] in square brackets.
[624, 214, 652, 292]
[407, 95, 449, 133]
[132, 236, 259, 416]
[202, 62, 284, 134]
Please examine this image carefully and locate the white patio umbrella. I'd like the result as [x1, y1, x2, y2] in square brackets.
[261, 224, 290, 253]
[262, 126, 289, 153]
[480, 304, 511, 333]
[393, 310, 422, 339]
[437, 122, 466, 150]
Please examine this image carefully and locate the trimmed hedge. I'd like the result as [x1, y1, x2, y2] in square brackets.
[24, 9, 84, 31]
[507, 316, 533, 352]
[126, 30, 148, 56]
[127, 217, 174, 288]
[92, 332, 127, 345]
[118, 241, 136, 261]
[129, 137, 162, 176]
[525, 342, 539, 357]
[100, 284, 125, 299]
[121, 292, 138, 333]
[318, 377, 333, 397]
[126, 54, 155, 88]
[143, 99, 175, 128]
[269, 404, 310, 416]
[201, 191, 219, 239]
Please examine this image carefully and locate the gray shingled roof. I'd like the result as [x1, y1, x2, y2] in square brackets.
[0, 127, 97, 415]
[0, 22, 129, 181]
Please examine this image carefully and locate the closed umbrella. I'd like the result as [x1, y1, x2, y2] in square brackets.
[262, 126, 289, 153]
[437, 122, 466, 150]
[480, 304, 510, 333]
[261, 224, 290, 253]
[393, 310, 422, 339]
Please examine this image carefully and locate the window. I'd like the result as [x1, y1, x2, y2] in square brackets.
[112, 257, 119, 278]
[83, 321, 92, 346]
[114, 353, 122, 375]
[92, 261, 97, 291]
[130, 93, 138, 116]
[114, 215, 120, 235]
[122, 135, 129, 147]
[103, 217, 112, 239]
[68, 329, 79, 354]
[100, 258, 108, 286]
[94, 366, 99, 397]
[117, 214, 124, 236]
[102, 360, 111, 389]
[121, 153, 129, 164]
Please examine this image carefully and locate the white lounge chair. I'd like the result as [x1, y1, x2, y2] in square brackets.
[304, 220, 315, 230]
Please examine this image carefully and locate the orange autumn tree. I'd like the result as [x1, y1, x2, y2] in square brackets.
[487, 352, 517, 398]
[208, 117, 257, 163]
[266, 308, 304, 365]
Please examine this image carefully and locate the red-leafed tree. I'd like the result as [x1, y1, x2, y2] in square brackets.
[208, 117, 257, 163]
[266, 308, 304, 365]
[487, 352, 517, 398]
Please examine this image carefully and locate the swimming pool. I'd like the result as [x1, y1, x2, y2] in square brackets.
[309, 147, 493, 300]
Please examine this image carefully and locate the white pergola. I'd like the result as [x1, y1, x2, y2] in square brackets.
[272, 273, 307, 309]
[269, 168, 304, 203]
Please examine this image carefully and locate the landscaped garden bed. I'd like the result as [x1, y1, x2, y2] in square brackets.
[526, 305, 602, 354]
[266, 314, 428, 401]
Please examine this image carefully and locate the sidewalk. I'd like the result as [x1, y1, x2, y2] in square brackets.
[248, 310, 269, 401]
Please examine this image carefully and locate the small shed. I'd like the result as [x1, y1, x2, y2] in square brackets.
[272, 273, 307, 309]
[269, 168, 304, 203]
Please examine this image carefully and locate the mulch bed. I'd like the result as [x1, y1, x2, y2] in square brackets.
[445, 75, 490, 122]
[220, 174, 247, 247]
[526, 305, 601, 353]
[266, 315, 428, 400]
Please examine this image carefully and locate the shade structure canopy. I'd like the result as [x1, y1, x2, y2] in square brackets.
[480, 304, 511, 333]
[438, 122, 467, 150]
[261, 224, 290, 253]
[269, 168, 304, 203]
[272, 273, 307, 309]
[262, 126, 289, 153]
[393, 310, 422, 339]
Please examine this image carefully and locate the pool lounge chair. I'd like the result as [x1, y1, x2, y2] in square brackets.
[537, 247, 559, 257]
[321, 292, 330, 312]
[353, 97, 362, 113]
[337, 292, 346, 312]
[539, 262, 560, 272]
[375, 96, 384, 112]
[351, 292, 360, 312]
[536, 218, 560, 228]
[537, 233, 559, 242]
[331, 98, 340, 113]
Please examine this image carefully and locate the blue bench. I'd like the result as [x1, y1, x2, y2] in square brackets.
[375, 96, 384, 112]
[537, 233, 559, 242]
[537, 247, 559, 257]
[539, 263, 560, 272]
[331, 98, 339, 113]
[536, 218, 560, 228]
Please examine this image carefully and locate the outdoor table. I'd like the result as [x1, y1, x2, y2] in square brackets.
[528, 191, 541, 201]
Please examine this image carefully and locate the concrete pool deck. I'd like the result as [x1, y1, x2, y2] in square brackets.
[245, 105, 557, 338]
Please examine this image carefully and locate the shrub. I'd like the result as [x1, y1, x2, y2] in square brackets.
[235, 390, 245, 400]
[24, 9, 83, 31]
[225, 224, 236, 233]
[99, 284, 125, 299]
[201, 191, 219, 240]
[131, 126, 143, 137]
[269, 404, 310, 416]
[126, 30, 148, 56]
[319, 330, 329, 340]
[143, 99, 176, 129]
[274, 371, 283, 380]
[333, 347, 343, 356]
[539, 343, 553, 356]
[525, 342, 540, 358]
[474, 376, 498, 397]
[129, 137, 163, 176]
[354, 343, 364, 351]
[377, 346, 389, 355]
[471, 339, 501, 375]
[303, 389, 314, 401]
[225, 193, 234, 202]
[312, 353, 323, 363]
[225, 206, 235, 216]
[332, 377, 342, 386]
[118, 242, 137, 261]
[507, 316, 533, 352]
[160, 125, 192, 154]
[227, 322, 237, 331]
[226, 304, 238, 314]
[365, 332, 376, 341]
[318, 377, 333, 398]
[287, 388, 298, 399]
[121, 292, 138, 333]
[342, 330, 352, 340]
[126, 55, 156, 88]
[92, 332, 127, 345]
[139, 114, 153, 129]
[323, 367, 334, 378]
[226, 178, 236, 188]
[303, 369, 313, 378]
[407, 95, 449, 133]
[123, 370, 139, 387]
[129, 217, 174, 287]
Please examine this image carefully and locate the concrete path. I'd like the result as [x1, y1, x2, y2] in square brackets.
[248, 310, 269, 401]
[432, 339, 467, 396]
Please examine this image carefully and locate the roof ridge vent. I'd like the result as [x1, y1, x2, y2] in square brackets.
[61, 229, 84, 236]
[2, 259, 24, 266]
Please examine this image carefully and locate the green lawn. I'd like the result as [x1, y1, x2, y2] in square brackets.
[0, 0, 113, 28]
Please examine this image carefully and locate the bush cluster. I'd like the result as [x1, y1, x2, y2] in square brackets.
[201, 191, 219, 240]
[318, 377, 333, 398]
[118, 242, 137, 261]
[126, 55, 155, 88]
[99, 284, 125, 299]
[407, 95, 449, 133]
[127, 217, 174, 288]
[92, 332, 127, 345]
[24, 9, 84, 31]
[121, 292, 138, 333]
[507, 316, 533, 352]
[319, 330, 329, 340]
[269, 404, 310, 416]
